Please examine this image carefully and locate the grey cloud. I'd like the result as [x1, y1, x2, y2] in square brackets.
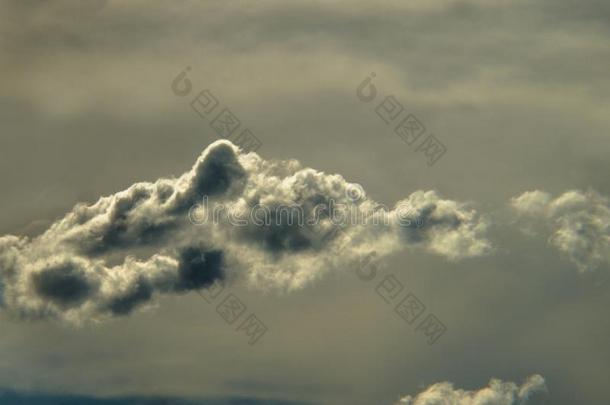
[0, 140, 491, 322]
[101, 274, 152, 316]
[31, 259, 98, 308]
[174, 140, 248, 209]
[396, 190, 491, 260]
[394, 374, 547, 405]
[175, 247, 225, 291]
[511, 189, 610, 273]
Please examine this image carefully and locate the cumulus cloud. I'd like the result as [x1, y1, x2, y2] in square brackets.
[0, 140, 491, 322]
[394, 374, 547, 405]
[511, 189, 610, 272]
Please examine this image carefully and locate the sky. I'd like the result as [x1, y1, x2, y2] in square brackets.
[0, 0, 609, 404]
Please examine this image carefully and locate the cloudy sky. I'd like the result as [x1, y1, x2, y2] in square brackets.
[1, 0, 609, 404]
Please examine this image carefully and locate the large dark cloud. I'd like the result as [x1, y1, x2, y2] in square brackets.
[0, 140, 491, 322]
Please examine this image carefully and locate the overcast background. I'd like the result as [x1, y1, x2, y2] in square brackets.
[1, 1, 609, 404]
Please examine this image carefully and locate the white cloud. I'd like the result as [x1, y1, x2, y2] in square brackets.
[511, 189, 610, 272]
[395, 374, 547, 405]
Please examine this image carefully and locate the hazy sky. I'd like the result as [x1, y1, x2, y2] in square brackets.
[1, 1, 609, 404]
